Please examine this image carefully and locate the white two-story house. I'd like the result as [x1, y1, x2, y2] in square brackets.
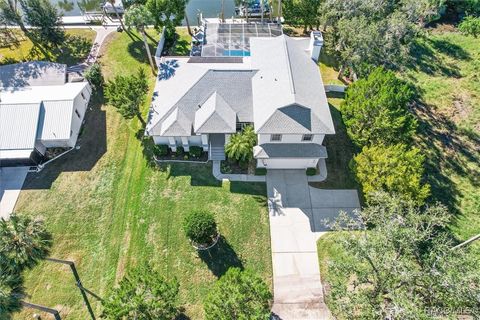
[145, 23, 334, 170]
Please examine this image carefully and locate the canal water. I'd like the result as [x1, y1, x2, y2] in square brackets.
[53, 0, 236, 25]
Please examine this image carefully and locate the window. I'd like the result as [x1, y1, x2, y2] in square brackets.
[270, 134, 282, 142]
[75, 109, 81, 118]
[302, 134, 313, 141]
[81, 92, 86, 100]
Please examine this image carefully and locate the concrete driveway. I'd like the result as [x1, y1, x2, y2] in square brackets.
[0, 167, 29, 219]
[267, 170, 360, 319]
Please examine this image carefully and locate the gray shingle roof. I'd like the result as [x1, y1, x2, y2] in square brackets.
[160, 108, 191, 136]
[0, 61, 66, 88]
[253, 143, 327, 159]
[251, 36, 335, 134]
[194, 92, 237, 133]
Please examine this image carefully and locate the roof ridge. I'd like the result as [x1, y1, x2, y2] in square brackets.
[282, 35, 295, 95]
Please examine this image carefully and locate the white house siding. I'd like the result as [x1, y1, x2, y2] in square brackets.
[257, 134, 324, 145]
[257, 158, 319, 169]
[152, 135, 203, 149]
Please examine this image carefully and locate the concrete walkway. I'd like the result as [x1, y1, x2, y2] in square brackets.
[211, 159, 328, 183]
[0, 167, 29, 219]
[267, 170, 360, 319]
[68, 26, 117, 74]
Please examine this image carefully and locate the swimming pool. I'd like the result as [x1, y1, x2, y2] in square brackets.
[223, 50, 251, 57]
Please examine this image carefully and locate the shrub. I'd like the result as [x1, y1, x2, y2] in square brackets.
[189, 146, 203, 158]
[84, 63, 104, 90]
[221, 162, 232, 174]
[306, 167, 317, 176]
[204, 268, 272, 319]
[459, 16, 480, 38]
[153, 144, 168, 157]
[175, 146, 184, 156]
[255, 168, 267, 176]
[341, 67, 417, 148]
[351, 144, 430, 204]
[183, 211, 217, 245]
[102, 264, 180, 319]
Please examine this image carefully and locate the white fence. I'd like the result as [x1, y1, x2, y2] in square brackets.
[154, 26, 167, 65]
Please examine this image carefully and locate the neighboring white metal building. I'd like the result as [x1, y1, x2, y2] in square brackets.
[0, 61, 91, 167]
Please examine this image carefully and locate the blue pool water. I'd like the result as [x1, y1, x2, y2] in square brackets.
[224, 50, 251, 57]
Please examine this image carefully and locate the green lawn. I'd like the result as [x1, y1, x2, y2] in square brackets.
[0, 29, 96, 65]
[404, 30, 480, 242]
[170, 27, 192, 56]
[13, 29, 271, 320]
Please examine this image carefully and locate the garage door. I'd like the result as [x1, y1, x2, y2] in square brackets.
[262, 158, 318, 169]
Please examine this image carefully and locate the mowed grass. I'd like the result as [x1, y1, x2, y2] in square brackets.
[0, 29, 96, 65]
[404, 30, 480, 242]
[13, 29, 271, 319]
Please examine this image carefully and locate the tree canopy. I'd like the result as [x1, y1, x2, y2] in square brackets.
[0, 215, 52, 272]
[341, 67, 417, 148]
[145, 0, 187, 34]
[351, 144, 430, 204]
[326, 192, 480, 319]
[105, 68, 149, 126]
[20, 0, 65, 48]
[0, 272, 23, 319]
[102, 264, 180, 320]
[204, 267, 272, 320]
[320, 0, 445, 75]
[283, 0, 322, 32]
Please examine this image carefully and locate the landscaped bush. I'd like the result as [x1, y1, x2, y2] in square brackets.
[84, 63, 104, 90]
[189, 146, 203, 158]
[459, 16, 480, 38]
[204, 267, 272, 319]
[183, 211, 218, 246]
[351, 144, 430, 204]
[153, 144, 168, 157]
[306, 167, 317, 176]
[255, 168, 267, 176]
[175, 146, 184, 156]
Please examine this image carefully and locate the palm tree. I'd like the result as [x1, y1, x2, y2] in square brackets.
[185, 0, 193, 36]
[225, 125, 257, 162]
[0, 215, 52, 272]
[107, 0, 127, 31]
[124, 4, 156, 73]
[0, 272, 24, 318]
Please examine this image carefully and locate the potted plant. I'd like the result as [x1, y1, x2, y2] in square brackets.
[183, 211, 219, 250]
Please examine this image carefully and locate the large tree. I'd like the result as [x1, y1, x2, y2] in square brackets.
[283, 0, 322, 32]
[20, 0, 65, 49]
[101, 264, 180, 319]
[105, 68, 149, 126]
[341, 67, 417, 148]
[351, 144, 430, 204]
[204, 267, 272, 320]
[146, 0, 187, 35]
[124, 4, 156, 72]
[325, 192, 480, 319]
[0, 215, 52, 272]
[320, 0, 444, 75]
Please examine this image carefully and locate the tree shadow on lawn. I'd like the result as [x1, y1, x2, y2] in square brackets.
[198, 235, 244, 278]
[405, 37, 471, 78]
[127, 40, 157, 65]
[22, 91, 107, 190]
[413, 99, 480, 216]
